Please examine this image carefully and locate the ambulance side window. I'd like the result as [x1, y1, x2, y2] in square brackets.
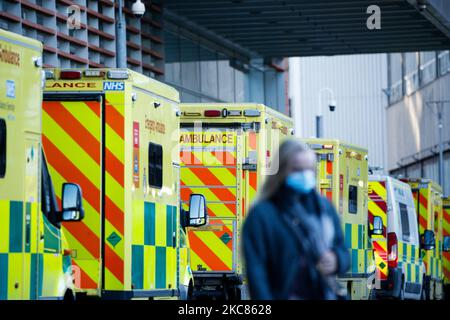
[348, 185, 358, 214]
[148, 142, 163, 188]
[0, 118, 6, 178]
[399, 202, 411, 241]
[41, 150, 61, 227]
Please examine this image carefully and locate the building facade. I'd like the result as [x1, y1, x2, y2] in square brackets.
[0, 0, 288, 112]
[289, 54, 388, 170]
[387, 50, 450, 195]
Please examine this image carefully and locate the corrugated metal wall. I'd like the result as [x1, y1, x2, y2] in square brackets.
[289, 54, 388, 170]
[386, 72, 450, 167]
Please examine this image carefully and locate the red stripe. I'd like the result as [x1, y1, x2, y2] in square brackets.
[419, 192, 428, 210]
[105, 245, 124, 283]
[213, 229, 233, 250]
[105, 196, 124, 235]
[63, 222, 100, 258]
[72, 259, 98, 289]
[105, 149, 124, 187]
[326, 161, 333, 175]
[55, 196, 100, 259]
[44, 101, 125, 187]
[249, 171, 257, 191]
[187, 157, 237, 214]
[84, 101, 101, 117]
[372, 241, 387, 256]
[212, 151, 236, 166]
[188, 233, 230, 271]
[419, 214, 427, 231]
[444, 209, 450, 237]
[43, 135, 100, 212]
[43, 101, 100, 163]
[105, 101, 124, 138]
[249, 132, 256, 150]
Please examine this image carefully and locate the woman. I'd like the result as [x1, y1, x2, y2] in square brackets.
[242, 139, 350, 300]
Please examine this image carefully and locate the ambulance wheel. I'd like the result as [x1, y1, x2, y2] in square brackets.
[187, 282, 194, 300]
[420, 286, 426, 300]
[63, 289, 75, 301]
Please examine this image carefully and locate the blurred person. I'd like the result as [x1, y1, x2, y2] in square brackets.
[242, 139, 350, 300]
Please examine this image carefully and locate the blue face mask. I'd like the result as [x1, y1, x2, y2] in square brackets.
[285, 170, 316, 194]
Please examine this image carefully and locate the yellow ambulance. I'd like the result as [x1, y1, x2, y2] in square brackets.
[443, 197, 450, 298]
[402, 178, 444, 299]
[301, 139, 371, 299]
[179, 103, 294, 299]
[0, 28, 84, 300]
[368, 175, 426, 300]
[42, 68, 206, 299]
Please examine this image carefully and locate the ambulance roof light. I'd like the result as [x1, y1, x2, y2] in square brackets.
[183, 112, 201, 117]
[60, 70, 82, 80]
[107, 70, 129, 80]
[323, 144, 334, 150]
[204, 110, 221, 117]
[227, 110, 242, 117]
[85, 70, 105, 77]
[244, 109, 261, 117]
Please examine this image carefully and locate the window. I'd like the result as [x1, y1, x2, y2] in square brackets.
[348, 185, 358, 214]
[399, 203, 410, 241]
[148, 142, 163, 188]
[41, 150, 61, 227]
[0, 119, 6, 178]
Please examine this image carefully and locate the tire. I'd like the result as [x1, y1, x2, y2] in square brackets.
[368, 290, 377, 300]
[398, 277, 405, 300]
[63, 289, 75, 302]
[187, 282, 194, 300]
[420, 276, 426, 300]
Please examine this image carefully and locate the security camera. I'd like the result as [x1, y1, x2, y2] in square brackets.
[329, 100, 336, 112]
[132, 0, 146, 18]
[417, 0, 427, 11]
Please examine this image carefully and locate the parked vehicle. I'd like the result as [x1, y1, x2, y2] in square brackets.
[179, 103, 294, 299]
[0, 28, 83, 300]
[42, 68, 206, 299]
[368, 175, 426, 300]
[302, 139, 371, 299]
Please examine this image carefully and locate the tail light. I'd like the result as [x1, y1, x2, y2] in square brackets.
[204, 110, 221, 117]
[387, 232, 398, 268]
[60, 70, 82, 79]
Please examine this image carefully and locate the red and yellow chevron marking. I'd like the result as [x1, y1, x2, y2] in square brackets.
[180, 133, 237, 272]
[417, 188, 429, 234]
[180, 150, 237, 216]
[368, 181, 388, 280]
[443, 202, 450, 283]
[187, 219, 234, 272]
[325, 160, 333, 201]
[246, 131, 258, 215]
[42, 99, 125, 291]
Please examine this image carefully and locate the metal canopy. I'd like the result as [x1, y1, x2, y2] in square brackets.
[165, 0, 450, 58]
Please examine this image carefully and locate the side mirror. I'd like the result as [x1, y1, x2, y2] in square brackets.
[371, 216, 383, 236]
[188, 194, 207, 227]
[421, 230, 435, 251]
[60, 183, 84, 222]
[443, 236, 450, 252]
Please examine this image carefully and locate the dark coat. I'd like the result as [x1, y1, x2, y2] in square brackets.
[242, 185, 350, 300]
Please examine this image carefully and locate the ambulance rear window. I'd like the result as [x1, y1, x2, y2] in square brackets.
[348, 185, 358, 214]
[399, 203, 411, 240]
[0, 119, 6, 178]
[148, 142, 163, 188]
